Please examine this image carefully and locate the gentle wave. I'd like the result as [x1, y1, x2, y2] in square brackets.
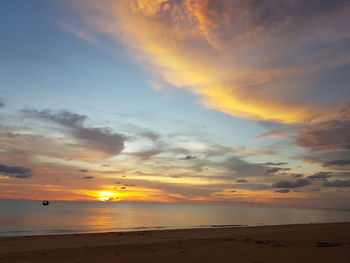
[0, 225, 248, 237]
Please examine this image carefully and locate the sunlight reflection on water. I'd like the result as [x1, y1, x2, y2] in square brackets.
[1, 200, 350, 236]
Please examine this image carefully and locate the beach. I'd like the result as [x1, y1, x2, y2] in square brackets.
[0, 222, 349, 263]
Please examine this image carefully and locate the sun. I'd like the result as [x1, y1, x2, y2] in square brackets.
[95, 191, 119, 201]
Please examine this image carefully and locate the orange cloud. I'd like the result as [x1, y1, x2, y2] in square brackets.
[69, 0, 350, 123]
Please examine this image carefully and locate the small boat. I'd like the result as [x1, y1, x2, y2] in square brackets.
[42, 200, 50, 206]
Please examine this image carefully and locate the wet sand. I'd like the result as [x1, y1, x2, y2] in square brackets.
[0, 222, 349, 263]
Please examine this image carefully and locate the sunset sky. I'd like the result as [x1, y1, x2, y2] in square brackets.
[0, 0, 349, 209]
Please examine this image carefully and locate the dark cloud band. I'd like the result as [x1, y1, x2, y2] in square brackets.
[0, 164, 33, 178]
[272, 179, 311, 189]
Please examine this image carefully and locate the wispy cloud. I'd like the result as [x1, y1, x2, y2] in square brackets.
[58, 22, 98, 44]
[260, 162, 288, 166]
[22, 109, 127, 157]
[264, 167, 291, 176]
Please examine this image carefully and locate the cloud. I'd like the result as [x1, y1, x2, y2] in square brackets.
[211, 156, 293, 178]
[274, 189, 290, 193]
[180, 155, 197, 160]
[126, 129, 168, 160]
[0, 164, 33, 178]
[22, 109, 126, 157]
[0, 99, 4, 108]
[295, 102, 350, 170]
[323, 159, 350, 167]
[261, 162, 288, 166]
[264, 167, 291, 175]
[236, 179, 248, 183]
[73, 0, 350, 124]
[139, 130, 161, 141]
[308, 172, 332, 181]
[83, 176, 94, 179]
[295, 102, 350, 152]
[58, 22, 98, 44]
[232, 146, 276, 155]
[127, 130, 202, 160]
[221, 156, 266, 177]
[299, 151, 350, 170]
[79, 169, 89, 172]
[230, 183, 269, 191]
[291, 173, 304, 178]
[272, 179, 311, 189]
[310, 188, 321, 192]
[324, 180, 350, 187]
[268, 102, 350, 169]
[129, 148, 163, 160]
[254, 124, 298, 140]
[336, 172, 350, 178]
[0, 129, 111, 162]
[296, 120, 350, 152]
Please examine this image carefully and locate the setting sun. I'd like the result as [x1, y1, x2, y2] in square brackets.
[95, 191, 119, 201]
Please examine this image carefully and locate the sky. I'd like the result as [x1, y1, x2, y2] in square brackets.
[0, 0, 349, 209]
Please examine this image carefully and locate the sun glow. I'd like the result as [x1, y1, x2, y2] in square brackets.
[95, 190, 119, 201]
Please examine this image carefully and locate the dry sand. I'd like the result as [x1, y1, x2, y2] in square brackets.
[0, 222, 349, 263]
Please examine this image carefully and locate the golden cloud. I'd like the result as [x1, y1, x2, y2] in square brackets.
[71, 0, 350, 123]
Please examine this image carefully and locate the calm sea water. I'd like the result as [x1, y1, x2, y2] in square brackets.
[1, 199, 350, 237]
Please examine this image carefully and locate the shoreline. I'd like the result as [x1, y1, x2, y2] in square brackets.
[1, 222, 349, 262]
[2, 221, 350, 238]
[0, 224, 248, 238]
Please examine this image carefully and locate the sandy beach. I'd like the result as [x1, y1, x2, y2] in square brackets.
[0, 222, 349, 263]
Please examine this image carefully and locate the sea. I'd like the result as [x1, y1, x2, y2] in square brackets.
[1, 199, 350, 237]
